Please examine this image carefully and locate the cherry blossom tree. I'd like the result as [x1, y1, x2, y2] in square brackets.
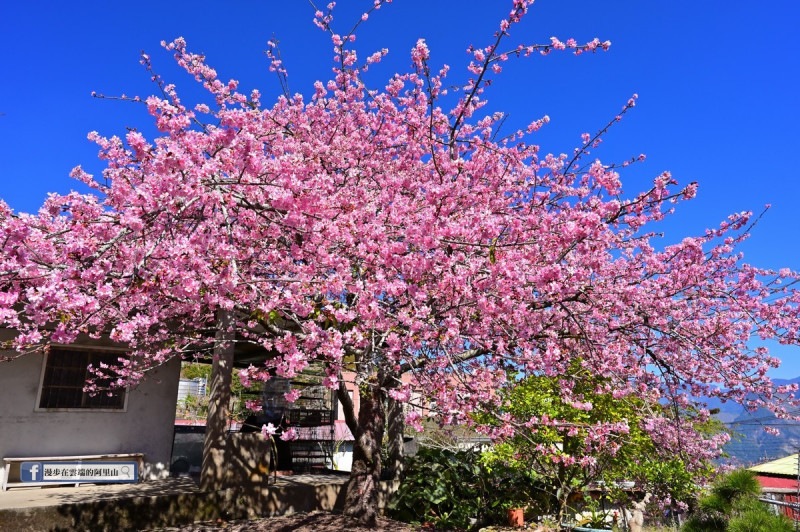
[1, 0, 799, 524]
[481, 364, 724, 520]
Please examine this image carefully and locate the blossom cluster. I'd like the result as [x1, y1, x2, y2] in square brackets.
[0, 0, 798, 489]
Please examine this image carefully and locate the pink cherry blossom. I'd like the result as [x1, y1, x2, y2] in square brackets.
[280, 427, 298, 441]
[0, 0, 798, 521]
[284, 389, 301, 403]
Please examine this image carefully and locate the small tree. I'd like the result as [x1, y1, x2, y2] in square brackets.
[481, 365, 721, 521]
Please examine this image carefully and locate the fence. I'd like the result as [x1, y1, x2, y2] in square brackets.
[760, 488, 800, 525]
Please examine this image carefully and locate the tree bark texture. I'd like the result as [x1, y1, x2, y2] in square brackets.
[200, 309, 235, 491]
[343, 377, 386, 525]
[385, 379, 406, 481]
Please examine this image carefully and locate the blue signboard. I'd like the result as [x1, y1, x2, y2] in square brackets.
[20, 461, 138, 483]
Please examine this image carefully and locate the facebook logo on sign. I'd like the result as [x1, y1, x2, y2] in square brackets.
[21, 462, 43, 482]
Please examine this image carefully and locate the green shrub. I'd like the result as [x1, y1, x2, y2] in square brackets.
[681, 469, 791, 532]
[727, 497, 793, 532]
[699, 493, 731, 514]
[387, 447, 492, 529]
[681, 511, 727, 532]
[388, 447, 546, 529]
[712, 469, 761, 509]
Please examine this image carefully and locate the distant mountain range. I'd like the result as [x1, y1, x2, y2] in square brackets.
[707, 377, 800, 466]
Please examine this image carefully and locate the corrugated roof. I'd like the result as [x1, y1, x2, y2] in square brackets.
[749, 454, 799, 477]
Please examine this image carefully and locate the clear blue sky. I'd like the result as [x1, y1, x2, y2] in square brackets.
[1, 1, 799, 375]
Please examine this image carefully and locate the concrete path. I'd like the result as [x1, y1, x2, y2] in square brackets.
[0, 473, 347, 510]
[0, 477, 200, 510]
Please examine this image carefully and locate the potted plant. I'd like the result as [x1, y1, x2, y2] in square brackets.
[572, 497, 615, 531]
[488, 469, 534, 528]
[501, 500, 525, 528]
[495, 496, 530, 528]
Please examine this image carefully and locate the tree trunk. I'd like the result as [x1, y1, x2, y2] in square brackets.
[200, 309, 235, 491]
[343, 378, 386, 525]
[385, 380, 405, 481]
[556, 459, 570, 524]
[557, 489, 570, 525]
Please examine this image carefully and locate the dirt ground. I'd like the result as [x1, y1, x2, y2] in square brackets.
[145, 511, 424, 531]
[144, 511, 572, 531]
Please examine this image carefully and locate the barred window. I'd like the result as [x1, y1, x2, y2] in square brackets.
[38, 349, 126, 410]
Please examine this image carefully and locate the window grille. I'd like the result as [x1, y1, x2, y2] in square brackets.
[38, 349, 126, 410]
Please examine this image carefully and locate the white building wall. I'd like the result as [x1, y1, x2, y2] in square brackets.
[0, 350, 181, 481]
[328, 441, 354, 472]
